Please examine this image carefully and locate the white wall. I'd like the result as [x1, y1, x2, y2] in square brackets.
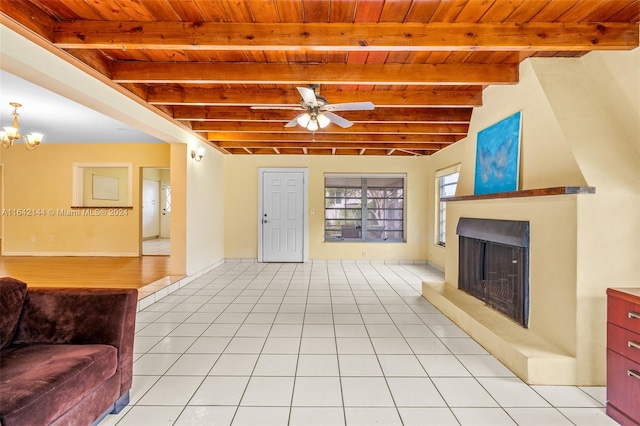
[186, 142, 225, 275]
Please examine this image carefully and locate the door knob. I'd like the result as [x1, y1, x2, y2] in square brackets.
[263, 219, 268, 224]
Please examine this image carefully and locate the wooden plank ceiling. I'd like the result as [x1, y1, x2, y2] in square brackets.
[1, 0, 638, 156]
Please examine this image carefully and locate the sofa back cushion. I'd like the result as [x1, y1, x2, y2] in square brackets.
[0, 277, 28, 349]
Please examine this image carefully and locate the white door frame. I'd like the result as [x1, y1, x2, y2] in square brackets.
[258, 168, 308, 263]
[160, 180, 171, 238]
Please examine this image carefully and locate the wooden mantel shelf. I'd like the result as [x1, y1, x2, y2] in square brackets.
[443, 186, 595, 202]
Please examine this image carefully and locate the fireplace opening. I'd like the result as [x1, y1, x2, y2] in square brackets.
[457, 218, 530, 328]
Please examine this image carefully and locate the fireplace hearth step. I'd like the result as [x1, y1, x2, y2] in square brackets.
[422, 280, 577, 385]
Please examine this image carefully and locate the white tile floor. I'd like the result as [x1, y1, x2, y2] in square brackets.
[99, 261, 617, 426]
[142, 238, 170, 256]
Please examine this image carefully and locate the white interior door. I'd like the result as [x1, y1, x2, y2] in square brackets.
[261, 170, 305, 262]
[142, 179, 160, 239]
[160, 181, 171, 238]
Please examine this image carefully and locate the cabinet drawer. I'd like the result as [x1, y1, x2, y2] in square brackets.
[607, 349, 640, 423]
[608, 323, 640, 365]
[608, 296, 640, 332]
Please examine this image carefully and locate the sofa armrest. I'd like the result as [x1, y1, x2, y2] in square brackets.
[12, 288, 138, 395]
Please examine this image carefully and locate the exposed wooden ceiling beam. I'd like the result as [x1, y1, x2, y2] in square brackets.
[194, 121, 468, 134]
[208, 132, 460, 143]
[0, 1, 54, 40]
[172, 106, 473, 123]
[398, 149, 423, 156]
[217, 141, 446, 150]
[53, 22, 639, 51]
[227, 147, 434, 156]
[148, 87, 483, 107]
[111, 62, 518, 85]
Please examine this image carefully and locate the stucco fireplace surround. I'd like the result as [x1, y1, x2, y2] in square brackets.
[422, 187, 605, 386]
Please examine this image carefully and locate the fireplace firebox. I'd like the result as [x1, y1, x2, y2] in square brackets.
[457, 218, 530, 328]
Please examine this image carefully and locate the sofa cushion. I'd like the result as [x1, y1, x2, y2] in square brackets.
[0, 278, 27, 350]
[0, 344, 117, 426]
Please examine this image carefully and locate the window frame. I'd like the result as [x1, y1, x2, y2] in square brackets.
[434, 165, 460, 247]
[324, 173, 406, 243]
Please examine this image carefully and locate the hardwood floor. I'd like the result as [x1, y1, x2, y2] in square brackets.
[0, 256, 172, 290]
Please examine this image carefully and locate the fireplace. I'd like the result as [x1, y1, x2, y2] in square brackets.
[457, 218, 530, 327]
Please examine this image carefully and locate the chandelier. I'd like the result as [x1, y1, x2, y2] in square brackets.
[1, 102, 44, 151]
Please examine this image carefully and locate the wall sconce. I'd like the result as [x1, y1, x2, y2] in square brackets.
[191, 147, 205, 162]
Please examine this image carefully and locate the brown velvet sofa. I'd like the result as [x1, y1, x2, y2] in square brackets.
[0, 277, 137, 426]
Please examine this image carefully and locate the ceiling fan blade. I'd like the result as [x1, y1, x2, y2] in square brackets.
[284, 114, 304, 128]
[297, 86, 318, 106]
[323, 101, 375, 112]
[323, 112, 353, 128]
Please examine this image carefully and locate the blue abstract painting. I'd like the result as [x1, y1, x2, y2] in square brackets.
[474, 111, 522, 195]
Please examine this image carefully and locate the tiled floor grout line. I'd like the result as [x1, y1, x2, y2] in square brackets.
[108, 261, 614, 426]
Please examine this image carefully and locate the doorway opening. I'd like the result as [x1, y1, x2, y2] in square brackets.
[141, 167, 170, 256]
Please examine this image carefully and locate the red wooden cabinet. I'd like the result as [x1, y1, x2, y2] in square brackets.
[607, 288, 640, 426]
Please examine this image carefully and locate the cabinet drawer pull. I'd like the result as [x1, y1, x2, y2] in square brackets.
[628, 370, 640, 380]
[629, 341, 640, 350]
[629, 311, 640, 320]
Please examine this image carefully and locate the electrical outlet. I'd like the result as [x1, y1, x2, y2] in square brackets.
[48, 235, 54, 242]
[310, 208, 315, 215]
[362, 251, 367, 257]
[30, 235, 36, 242]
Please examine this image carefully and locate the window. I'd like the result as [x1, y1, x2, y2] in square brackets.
[325, 174, 405, 242]
[435, 166, 460, 247]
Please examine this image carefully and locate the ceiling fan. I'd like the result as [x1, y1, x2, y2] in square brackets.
[252, 85, 374, 131]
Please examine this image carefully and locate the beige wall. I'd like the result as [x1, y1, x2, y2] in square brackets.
[142, 167, 169, 182]
[530, 50, 640, 381]
[426, 48, 640, 385]
[2, 143, 169, 255]
[224, 155, 429, 261]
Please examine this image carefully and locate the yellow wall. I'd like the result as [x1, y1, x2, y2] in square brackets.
[2, 143, 169, 255]
[81, 166, 130, 207]
[430, 58, 588, 363]
[425, 48, 640, 385]
[224, 155, 429, 261]
[170, 143, 187, 275]
[424, 142, 466, 268]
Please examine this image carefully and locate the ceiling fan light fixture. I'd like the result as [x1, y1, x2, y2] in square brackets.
[296, 113, 311, 128]
[307, 118, 319, 132]
[317, 113, 331, 129]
